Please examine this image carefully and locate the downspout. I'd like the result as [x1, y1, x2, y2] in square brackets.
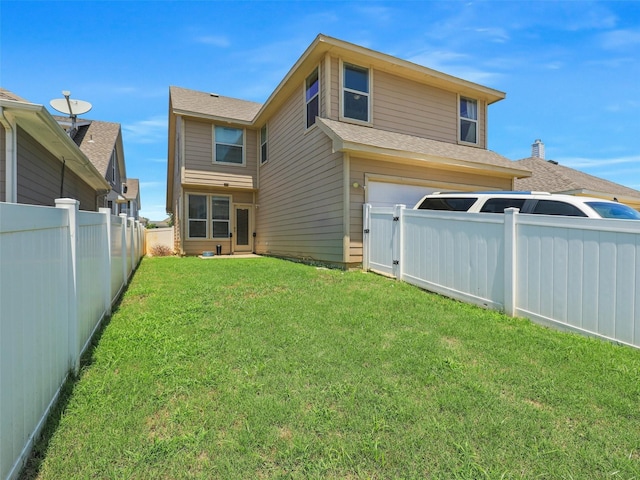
[0, 107, 18, 202]
[60, 156, 66, 198]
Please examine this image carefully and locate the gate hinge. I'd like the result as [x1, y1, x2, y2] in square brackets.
[363, 228, 370, 234]
[393, 216, 400, 222]
[392, 260, 400, 265]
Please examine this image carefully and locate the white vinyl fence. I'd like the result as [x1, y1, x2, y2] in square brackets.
[0, 199, 144, 480]
[363, 204, 640, 349]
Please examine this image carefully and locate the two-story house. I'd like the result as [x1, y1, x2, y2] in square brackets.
[167, 34, 530, 267]
[1, 88, 110, 210]
[56, 116, 140, 218]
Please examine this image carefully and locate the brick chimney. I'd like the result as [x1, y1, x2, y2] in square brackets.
[531, 139, 545, 159]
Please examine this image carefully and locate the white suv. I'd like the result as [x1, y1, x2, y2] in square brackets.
[413, 191, 640, 220]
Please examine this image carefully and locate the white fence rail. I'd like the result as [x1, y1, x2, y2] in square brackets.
[0, 199, 144, 480]
[363, 204, 640, 349]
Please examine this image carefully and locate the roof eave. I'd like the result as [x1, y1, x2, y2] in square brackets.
[1, 99, 110, 191]
[559, 188, 640, 204]
[172, 108, 254, 126]
[254, 34, 505, 125]
[337, 138, 528, 178]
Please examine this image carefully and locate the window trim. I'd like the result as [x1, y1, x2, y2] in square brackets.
[213, 125, 246, 166]
[340, 60, 372, 126]
[186, 193, 232, 239]
[260, 124, 268, 164]
[210, 195, 231, 238]
[458, 95, 478, 145]
[186, 193, 209, 239]
[305, 67, 320, 129]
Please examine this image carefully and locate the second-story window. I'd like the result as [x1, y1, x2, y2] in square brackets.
[214, 126, 244, 164]
[343, 63, 370, 123]
[260, 125, 268, 163]
[305, 68, 319, 128]
[459, 97, 478, 144]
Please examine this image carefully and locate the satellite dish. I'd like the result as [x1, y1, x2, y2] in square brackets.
[50, 91, 92, 116]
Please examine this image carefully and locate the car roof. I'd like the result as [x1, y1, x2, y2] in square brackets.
[425, 191, 616, 203]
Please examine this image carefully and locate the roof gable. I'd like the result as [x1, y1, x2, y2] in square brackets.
[170, 86, 262, 124]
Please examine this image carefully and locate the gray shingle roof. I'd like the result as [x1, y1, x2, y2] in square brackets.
[124, 178, 139, 200]
[317, 117, 529, 174]
[0, 88, 28, 102]
[170, 86, 262, 122]
[514, 157, 640, 201]
[72, 120, 121, 177]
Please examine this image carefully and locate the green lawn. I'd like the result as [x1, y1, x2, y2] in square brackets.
[25, 257, 640, 479]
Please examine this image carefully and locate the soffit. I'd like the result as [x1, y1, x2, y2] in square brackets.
[1, 98, 110, 191]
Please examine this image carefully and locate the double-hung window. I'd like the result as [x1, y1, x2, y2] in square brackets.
[459, 97, 478, 144]
[260, 125, 268, 163]
[211, 196, 230, 237]
[188, 194, 208, 238]
[342, 63, 370, 123]
[305, 68, 319, 128]
[214, 126, 244, 164]
[187, 194, 230, 239]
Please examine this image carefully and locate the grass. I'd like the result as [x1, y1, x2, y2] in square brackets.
[25, 257, 640, 479]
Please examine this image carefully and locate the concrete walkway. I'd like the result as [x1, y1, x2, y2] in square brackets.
[198, 253, 262, 259]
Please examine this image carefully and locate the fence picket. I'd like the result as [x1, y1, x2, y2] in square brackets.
[363, 203, 640, 349]
[0, 200, 144, 480]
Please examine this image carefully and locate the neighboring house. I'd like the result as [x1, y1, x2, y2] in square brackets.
[122, 178, 141, 220]
[514, 140, 640, 211]
[167, 34, 530, 267]
[55, 116, 136, 216]
[0, 88, 109, 210]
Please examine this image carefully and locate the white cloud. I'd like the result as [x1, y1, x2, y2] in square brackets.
[599, 29, 640, 50]
[353, 5, 395, 24]
[123, 116, 167, 144]
[560, 154, 640, 170]
[140, 181, 165, 189]
[408, 50, 502, 84]
[474, 27, 510, 43]
[193, 35, 231, 48]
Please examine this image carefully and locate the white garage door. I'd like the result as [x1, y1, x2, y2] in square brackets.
[367, 182, 442, 208]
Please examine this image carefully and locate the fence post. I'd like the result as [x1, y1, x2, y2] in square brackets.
[128, 217, 135, 275]
[392, 204, 405, 280]
[100, 208, 112, 315]
[362, 203, 371, 271]
[120, 213, 128, 285]
[504, 208, 518, 316]
[55, 198, 80, 374]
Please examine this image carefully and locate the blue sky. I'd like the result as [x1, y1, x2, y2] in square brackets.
[2, 0, 639, 221]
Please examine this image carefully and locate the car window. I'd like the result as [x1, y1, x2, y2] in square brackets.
[586, 202, 640, 220]
[416, 197, 477, 211]
[531, 200, 587, 217]
[479, 198, 526, 213]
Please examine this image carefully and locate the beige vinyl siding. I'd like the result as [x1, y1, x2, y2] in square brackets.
[182, 118, 257, 189]
[373, 71, 459, 144]
[16, 126, 97, 210]
[348, 156, 513, 261]
[257, 83, 345, 264]
[172, 116, 183, 251]
[329, 56, 340, 121]
[0, 124, 5, 201]
[328, 57, 487, 148]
